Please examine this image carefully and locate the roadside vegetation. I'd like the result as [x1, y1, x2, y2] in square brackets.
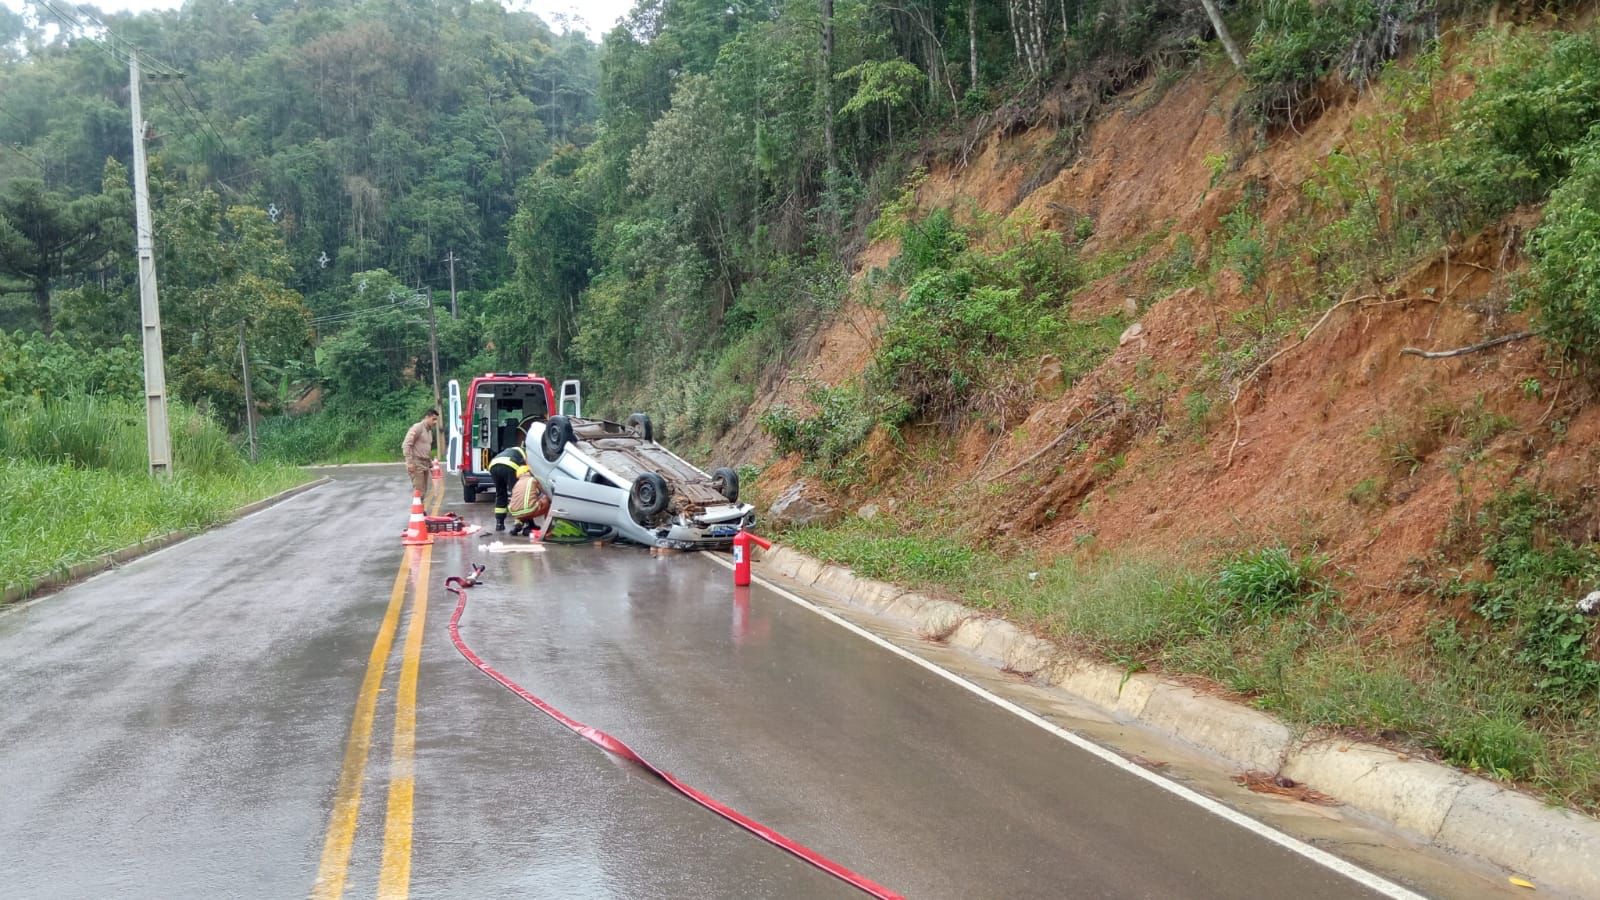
[0, 395, 307, 596]
[762, 205, 1124, 487]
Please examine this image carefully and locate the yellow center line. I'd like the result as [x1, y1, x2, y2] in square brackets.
[311, 555, 412, 900]
[377, 544, 431, 899]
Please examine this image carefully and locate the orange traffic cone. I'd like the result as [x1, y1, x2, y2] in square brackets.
[401, 490, 433, 545]
[430, 459, 443, 481]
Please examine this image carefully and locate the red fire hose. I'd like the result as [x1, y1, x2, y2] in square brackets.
[444, 567, 903, 899]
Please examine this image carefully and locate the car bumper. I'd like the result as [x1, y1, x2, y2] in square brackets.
[646, 511, 757, 550]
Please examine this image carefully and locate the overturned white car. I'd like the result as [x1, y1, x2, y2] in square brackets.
[524, 414, 755, 549]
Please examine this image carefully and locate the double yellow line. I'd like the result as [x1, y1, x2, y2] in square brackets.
[312, 490, 440, 899]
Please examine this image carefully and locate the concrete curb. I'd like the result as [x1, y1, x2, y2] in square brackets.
[758, 545, 1600, 897]
[1, 476, 330, 607]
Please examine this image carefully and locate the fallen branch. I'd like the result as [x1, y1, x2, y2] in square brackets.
[1360, 295, 1442, 308]
[988, 403, 1115, 481]
[1400, 331, 1536, 359]
[1537, 374, 1565, 427]
[1225, 296, 1370, 469]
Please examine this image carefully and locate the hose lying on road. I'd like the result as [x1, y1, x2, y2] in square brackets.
[444, 567, 903, 900]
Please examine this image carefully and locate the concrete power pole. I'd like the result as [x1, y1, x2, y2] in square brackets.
[238, 323, 257, 463]
[426, 289, 442, 450]
[444, 250, 458, 319]
[130, 52, 173, 476]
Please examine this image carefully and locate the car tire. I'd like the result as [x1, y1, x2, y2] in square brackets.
[628, 472, 670, 523]
[711, 466, 740, 503]
[462, 480, 477, 504]
[626, 412, 653, 442]
[542, 416, 574, 462]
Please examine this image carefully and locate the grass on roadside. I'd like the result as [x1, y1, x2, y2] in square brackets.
[780, 516, 1600, 812]
[0, 462, 310, 593]
[0, 396, 311, 596]
[256, 403, 418, 465]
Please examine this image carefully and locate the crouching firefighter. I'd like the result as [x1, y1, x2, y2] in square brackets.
[488, 446, 530, 533]
[507, 471, 551, 538]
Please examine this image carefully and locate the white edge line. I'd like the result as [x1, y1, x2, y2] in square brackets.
[702, 553, 1427, 900]
[1, 480, 332, 617]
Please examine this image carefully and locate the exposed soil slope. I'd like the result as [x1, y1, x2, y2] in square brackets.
[723, 55, 1597, 637]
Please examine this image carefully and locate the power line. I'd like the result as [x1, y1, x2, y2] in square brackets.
[152, 77, 222, 156]
[36, 0, 130, 67]
[172, 77, 234, 156]
[0, 140, 48, 173]
[39, 1, 240, 176]
[65, 3, 177, 74]
[0, 104, 35, 133]
[68, 4, 235, 159]
[311, 296, 429, 326]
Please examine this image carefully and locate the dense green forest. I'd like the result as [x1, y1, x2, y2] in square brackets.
[1, 0, 1248, 457]
[8, 0, 1565, 464]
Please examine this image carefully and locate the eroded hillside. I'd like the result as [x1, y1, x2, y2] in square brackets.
[726, 22, 1600, 809]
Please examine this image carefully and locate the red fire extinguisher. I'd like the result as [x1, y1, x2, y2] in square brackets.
[732, 528, 772, 586]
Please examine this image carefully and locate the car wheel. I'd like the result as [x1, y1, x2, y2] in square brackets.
[462, 480, 477, 504]
[628, 472, 670, 522]
[626, 412, 653, 442]
[542, 416, 574, 462]
[711, 466, 739, 503]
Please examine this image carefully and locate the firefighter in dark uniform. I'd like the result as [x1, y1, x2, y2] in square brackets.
[488, 445, 531, 533]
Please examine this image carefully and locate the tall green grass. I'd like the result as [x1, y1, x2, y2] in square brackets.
[0, 397, 308, 596]
[0, 395, 243, 475]
[256, 405, 419, 464]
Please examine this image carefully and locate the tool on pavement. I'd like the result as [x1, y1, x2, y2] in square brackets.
[442, 564, 900, 899]
[425, 512, 480, 536]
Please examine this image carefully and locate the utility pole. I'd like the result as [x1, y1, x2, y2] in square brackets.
[444, 250, 458, 319]
[130, 51, 173, 476]
[426, 289, 442, 450]
[238, 323, 257, 463]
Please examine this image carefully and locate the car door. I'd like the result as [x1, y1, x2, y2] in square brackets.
[445, 379, 463, 474]
[546, 452, 625, 527]
[559, 379, 582, 417]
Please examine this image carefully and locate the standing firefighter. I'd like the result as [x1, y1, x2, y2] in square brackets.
[402, 408, 440, 497]
[488, 445, 530, 532]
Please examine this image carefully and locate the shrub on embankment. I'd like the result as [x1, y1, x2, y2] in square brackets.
[0, 396, 307, 595]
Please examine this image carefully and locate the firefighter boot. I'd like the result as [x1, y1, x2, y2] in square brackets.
[495, 513, 506, 532]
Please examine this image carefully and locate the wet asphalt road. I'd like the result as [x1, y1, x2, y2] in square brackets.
[0, 471, 1389, 898]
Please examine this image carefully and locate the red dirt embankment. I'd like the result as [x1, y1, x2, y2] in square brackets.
[723, 59, 1600, 638]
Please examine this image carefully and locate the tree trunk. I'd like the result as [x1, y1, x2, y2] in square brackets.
[1197, 0, 1247, 71]
[968, 0, 978, 92]
[1007, 1, 1021, 67]
[33, 280, 52, 336]
[820, 0, 837, 235]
